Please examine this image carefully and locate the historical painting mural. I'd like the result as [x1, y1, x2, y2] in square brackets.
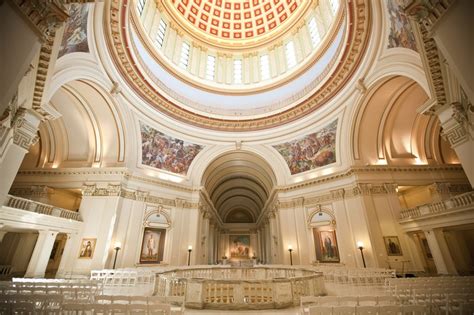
[58, 4, 90, 58]
[314, 229, 340, 263]
[78, 238, 96, 259]
[229, 235, 251, 259]
[386, 0, 417, 51]
[140, 122, 203, 175]
[273, 119, 337, 175]
[140, 227, 166, 264]
[384, 236, 403, 256]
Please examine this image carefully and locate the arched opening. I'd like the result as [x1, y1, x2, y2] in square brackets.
[201, 151, 277, 224]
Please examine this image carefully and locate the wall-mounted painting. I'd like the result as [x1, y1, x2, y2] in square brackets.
[58, 4, 90, 58]
[140, 227, 166, 264]
[313, 229, 340, 263]
[386, 0, 417, 51]
[229, 235, 250, 259]
[384, 236, 403, 256]
[140, 122, 203, 175]
[273, 119, 337, 175]
[78, 238, 96, 259]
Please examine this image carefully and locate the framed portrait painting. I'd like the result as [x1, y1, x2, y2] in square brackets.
[78, 238, 96, 259]
[314, 230, 340, 262]
[229, 235, 250, 259]
[140, 227, 166, 264]
[384, 236, 403, 256]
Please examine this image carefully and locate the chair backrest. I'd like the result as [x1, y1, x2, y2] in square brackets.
[378, 305, 400, 315]
[356, 305, 378, 315]
[357, 296, 377, 306]
[333, 305, 355, 315]
[338, 296, 358, 306]
[309, 305, 333, 315]
[376, 295, 397, 305]
[319, 296, 340, 306]
[147, 303, 171, 315]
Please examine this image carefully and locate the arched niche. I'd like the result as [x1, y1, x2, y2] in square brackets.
[352, 75, 459, 166]
[138, 205, 171, 265]
[307, 206, 340, 263]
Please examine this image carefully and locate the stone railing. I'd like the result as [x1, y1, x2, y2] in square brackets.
[4, 195, 82, 222]
[155, 266, 325, 310]
[399, 191, 474, 220]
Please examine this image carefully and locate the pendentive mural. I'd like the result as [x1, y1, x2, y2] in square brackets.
[386, 0, 417, 51]
[273, 119, 337, 175]
[140, 121, 203, 175]
[58, 4, 90, 58]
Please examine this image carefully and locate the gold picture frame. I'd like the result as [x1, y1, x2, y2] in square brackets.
[384, 236, 403, 256]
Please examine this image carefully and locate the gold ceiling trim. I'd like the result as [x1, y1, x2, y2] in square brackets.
[105, 0, 371, 131]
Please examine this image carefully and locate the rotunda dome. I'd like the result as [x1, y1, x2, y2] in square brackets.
[106, 0, 371, 130]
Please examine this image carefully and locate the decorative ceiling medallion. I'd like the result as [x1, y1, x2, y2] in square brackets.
[105, 0, 371, 131]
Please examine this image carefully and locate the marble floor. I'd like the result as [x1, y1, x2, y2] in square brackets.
[183, 283, 388, 314]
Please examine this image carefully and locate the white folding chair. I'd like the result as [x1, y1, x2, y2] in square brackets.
[357, 296, 377, 306]
[378, 305, 400, 315]
[147, 303, 171, 315]
[400, 305, 429, 315]
[333, 305, 356, 315]
[309, 306, 333, 315]
[356, 305, 378, 315]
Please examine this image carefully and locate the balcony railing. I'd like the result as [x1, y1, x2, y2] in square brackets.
[400, 191, 474, 220]
[4, 195, 82, 222]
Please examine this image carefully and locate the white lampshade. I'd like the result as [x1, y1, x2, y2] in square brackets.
[114, 241, 121, 249]
[188, 245, 193, 250]
[288, 245, 293, 250]
[356, 241, 364, 248]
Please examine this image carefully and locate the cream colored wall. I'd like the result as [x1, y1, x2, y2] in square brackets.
[0, 232, 38, 276]
[398, 186, 433, 209]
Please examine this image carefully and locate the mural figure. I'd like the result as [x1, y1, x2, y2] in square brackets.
[140, 122, 203, 175]
[386, 0, 417, 51]
[78, 238, 96, 259]
[273, 119, 337, 175]
[229, 235, 250, 259]
[58, 4, 90, 58]
[314, 230, 340, 262]
[384, 236, 403, 256]
[140, 228, 166, 263]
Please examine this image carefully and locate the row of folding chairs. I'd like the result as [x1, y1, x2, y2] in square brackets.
[0, 293, 63, 313]
[94, 295, 184, 314]
[0, 301, 172, 314]
[307, 305, 431, 315]
[301, 295, 403, 314]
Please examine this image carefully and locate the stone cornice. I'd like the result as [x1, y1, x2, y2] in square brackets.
[403, 0, 455, 115]
[81, 183, 200, 209]
[278, 164, 465, 192]
[15, 165, 466, 197]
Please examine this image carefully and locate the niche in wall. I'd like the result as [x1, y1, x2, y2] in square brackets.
[139, 206, 170, 264]
[309, 210, 340, 263]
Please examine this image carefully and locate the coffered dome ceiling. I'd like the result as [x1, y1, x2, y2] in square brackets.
[106, 0, 371, 131]
[162, 0, 308, 48]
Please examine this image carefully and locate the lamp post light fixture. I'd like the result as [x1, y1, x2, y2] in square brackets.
[288, 245, 293, 266]
[187, 245, 192, 266]
[113, 241, 121, 269]
[357, 241, 366, 268]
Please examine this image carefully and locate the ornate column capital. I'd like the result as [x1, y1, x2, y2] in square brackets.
[330, 189, 345, 200]
[12, 108, 42, 150]
[81, 183, 122, 197]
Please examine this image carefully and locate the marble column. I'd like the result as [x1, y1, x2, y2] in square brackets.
[56, 232, 79, 278]
[0, 108, 42, 205]
[423, 228, 457, 274]
[437, 103, 474, 187]
[25, 230, 58, 278]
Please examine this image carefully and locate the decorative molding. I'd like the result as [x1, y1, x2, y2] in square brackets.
[404, 0, 455, 115]
[105, 0, 370, 131]
[12, 109, 40, 150]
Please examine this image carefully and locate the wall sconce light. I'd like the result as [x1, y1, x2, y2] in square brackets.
[357, 241, 366, 268]
[113, 241, 121, 269]
[187, 245, 192, 266]
[288, 245, 293, 266]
